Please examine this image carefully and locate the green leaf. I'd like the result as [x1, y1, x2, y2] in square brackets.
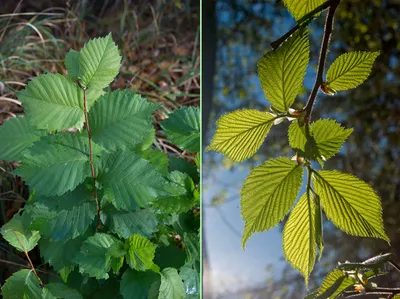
[65, 49, 80, 81]
[102, 206, 158, 239]
[179, 263, 200, 298]
[169, 157, 199, 184]
[13, 133, 94, 196]
[313, 170, 389, 242]
[125, 234, 158, 271]
[1, 269, 43, 299]
[141, 148, 169, 176]
[79, 33, 121, 89]
[258, 29, 309, 112]
[74, 233, 118, 279]
[241, 157, 303, 248]
[289, 119, 353, 161]
[284, 0, 325, 20]
[207, 109, 275, 162]
[154, 246, 186, 270]
[45, 283, 83, 299]
[152, 171, 195, 214]
[1, 213, 40, 252]
[158, 268, 185, 299]
[161, 106, 200, 153]
[325, 51, 380, 91]
[89, 90, 159, 150]
[283, 193, 316, 285]
[305, 269, 355, 299]
[120, 269, 159, 299]
[0, 116, 45, 161]
[184, 232, 200, 263]
[97, 151, 165, 210]
[17, 73, 84, 130]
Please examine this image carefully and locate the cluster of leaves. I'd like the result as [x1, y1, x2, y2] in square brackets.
[0, 34, 200, 298]
[207, 0, 388, 286]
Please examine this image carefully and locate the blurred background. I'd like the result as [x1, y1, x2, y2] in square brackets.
[203, 0, 399, 298]
[0, 0, 199, 286]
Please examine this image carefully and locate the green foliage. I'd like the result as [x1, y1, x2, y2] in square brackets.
[0, 34, 199, 298]
[208, 0, 387, 287]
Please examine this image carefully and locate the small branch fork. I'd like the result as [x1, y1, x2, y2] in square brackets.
[78, 83, 102, 229]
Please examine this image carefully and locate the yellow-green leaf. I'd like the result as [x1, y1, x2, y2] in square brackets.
[284, 0, 325, 20]
[258, 29, 309, 112]
[241, 157, 303, 248]
[325, 51, 380, 91]
[313, 170, 389, 242]
[283, 193, 316, 286]
[206, 109, 275, 162]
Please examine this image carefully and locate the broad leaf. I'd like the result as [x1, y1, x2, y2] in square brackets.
[152, 171, 195, 214]
[1, 269, 42, 299]
[313, 170, 389, 241]
[284, 0, 325, 20]
[65, 49, 80, 81]
[184, 232, 200, 263]
[241, 157, 303, 247]
[97, 151, 165, 210]
[283, 193, 316, 285]
[120, 269, 159, 299]
[305, 269, 355, 299]
[325, 51, 380, 91]
[1, 213, 40, 252]
[141, 149, 169, 176]
[158, 268, 185, 299]
[180, 263, 200, 298]
[74, 233, 118, 279]
[169, 157, 199, 184]
[0, 116, 45, 161]
[102, 206, 158, 239]
[161, 106, 200, 153]
[126, 234, 158, 272]
[258, 29, 309, 112]
[79, 33, 121, 89]
[89, 90, 159, 150]
[207, 109, 275, 162]
[13, 133, 94, 196]
[45, 283, 83, 299]
[17, 73, 84, 130]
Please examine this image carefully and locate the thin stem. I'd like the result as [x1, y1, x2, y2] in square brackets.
[303, 0, 340, 121]
[0, 259, 60, 278]
[344, 287, 400, 298]
[81, 86, 102, 229]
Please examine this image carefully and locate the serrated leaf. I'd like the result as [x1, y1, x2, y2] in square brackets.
[97, 151, 165, 210]
[313, 170, 389, 241]
[65, 49, 80, 81]
[1, 213, 40, 252]
[120, 269, 159, 299]
[284, 0, 325, 20]
[158, 268, 185, 299]
[325, 51, 380, 91]
[283, 193, 316, 285]
[180, 263, 200, 297]
[207, 109, 275, 162]
[152, 171, 195, 214]
[17, 73, 84, 130]
[169, 157, 199, 184]
[161, 106, 200, 153]
[258, 29, 309, 112]
[89, 90, 159, 150]
[102, 206, 158, 239]
[79, 33, 121, 89]
[141, 148, 169, 176]
[305, 269, 355, 299]
[45, 283, 83, 299]
[126, 234, 158, 271]
[13, 133, 93, 196]
[0, 116, 45, 161]
[110, 256, 124, 274]
[184, 233, 200, 263]
[74, 233, 118, 279]
[1, 269, 43, 299]
[241, 157, 303, 248]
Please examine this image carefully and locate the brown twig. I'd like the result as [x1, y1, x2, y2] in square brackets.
[344, 287, 400, 298]
[302, 0, 340, 122]
[79, 84, 102, 229]
[0, 259, 60, 278]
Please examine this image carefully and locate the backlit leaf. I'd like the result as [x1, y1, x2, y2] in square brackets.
[325, 51, 380, 91]
[207, 109, 275, 162]
[258, 29, 309, 112]
[313, 170, 389, 242]
[241, 157, 303, 247]
[284, 0, 325, 20]
[125, 234, 158, 271]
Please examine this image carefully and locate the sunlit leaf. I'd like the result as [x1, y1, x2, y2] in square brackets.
[207, 109, 275, 162]
[284, 0, 325, 20]
[125, 234, 158, 272]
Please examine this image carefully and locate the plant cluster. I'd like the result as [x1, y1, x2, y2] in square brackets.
[207, 0, 388, 289]
[0, 34, 200, 299]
